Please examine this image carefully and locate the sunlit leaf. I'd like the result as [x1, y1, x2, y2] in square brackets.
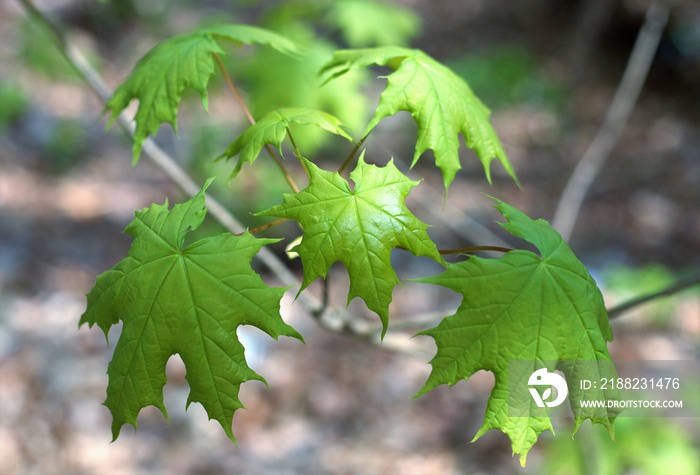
[322, 47, 518, 192]
[257, 155, 445, 335]
[415, 199, 618, 464]
[219, 107, 354, 178]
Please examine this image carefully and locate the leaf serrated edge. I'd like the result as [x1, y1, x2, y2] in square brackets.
[105, 25, 301, 163]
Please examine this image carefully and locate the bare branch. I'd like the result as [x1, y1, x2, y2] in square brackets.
[552, 2, 669, 240]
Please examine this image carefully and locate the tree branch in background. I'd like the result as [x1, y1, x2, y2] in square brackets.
[608, 272, 700, 320]
[566, 0, 617, 85]
[552, 2, 669, 240]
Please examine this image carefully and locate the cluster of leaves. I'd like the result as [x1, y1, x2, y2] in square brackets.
[231, 0, 420, 154]
[83, 15, 618, 465]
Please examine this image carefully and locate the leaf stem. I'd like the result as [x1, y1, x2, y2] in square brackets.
[213, 52, 256, 125]
[285, 126, 310, 177]
[439, 245, 512, 255]
[240, 218, 288, 236]
[212, 52, 300, 193]
[338, 135, 367, 175]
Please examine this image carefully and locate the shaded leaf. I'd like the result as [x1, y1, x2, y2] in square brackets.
[257, 155, 445, 335]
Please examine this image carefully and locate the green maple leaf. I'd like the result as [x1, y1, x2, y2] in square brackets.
[257, 155, 445, 335]
[321, 47, 518, 192]
[79, 181, 302, 441]
[106, 24, 299, 163]
[218, 107, 354, 178]
[414, 199, 619, 465]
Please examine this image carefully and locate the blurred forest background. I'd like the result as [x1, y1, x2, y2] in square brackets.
[1, 0, 699, 474]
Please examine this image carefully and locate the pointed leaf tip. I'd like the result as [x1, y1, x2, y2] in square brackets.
[219, 108, 354, 178]
[106, 24, 299, 164]
[257, 157, 444, 334]
[414, 199, 618, 462]
[322, 47, 518, 193]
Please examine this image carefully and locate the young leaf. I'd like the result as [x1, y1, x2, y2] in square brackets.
[218, 107, 354, 178]
[257, 155, 445, 336]
[106, 24, 300, 163]
[79, 181, 302, 442]
[321, 47, 518, 192]
[324, 0, 421, 47]
[235, 24, 370, 155]
[414, 199, 618, 465]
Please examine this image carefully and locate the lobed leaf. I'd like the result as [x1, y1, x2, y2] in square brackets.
[414, 199, 619, 465]
[218, 107, 354, 178]
[321, 47, 518, 192]
[80, 181, 302, 442]
[257, 155, 445, 336]
[105, 24, 300, 163]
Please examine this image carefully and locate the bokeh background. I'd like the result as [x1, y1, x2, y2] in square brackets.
[1, 0, 699, 474]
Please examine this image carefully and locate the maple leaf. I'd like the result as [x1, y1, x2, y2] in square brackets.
[106, 24, 299, 163]
[257, 155, 445, 336]
[321, 47, 518, 192]
[414, 199, 619, 465]
[219, 107, 354, 178]
[79, 181, 302, 442]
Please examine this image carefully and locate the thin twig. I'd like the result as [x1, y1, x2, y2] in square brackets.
[373, 307, 458, 333]
[242, 218, 288, 235]
[552, 2, 669, 240]
[608, 272, 700, 319]
[213, 52, 300, 193]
